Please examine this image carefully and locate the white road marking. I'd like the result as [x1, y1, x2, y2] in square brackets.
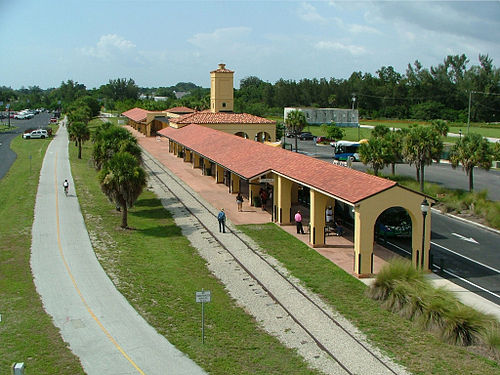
[451, 232, 479, 244]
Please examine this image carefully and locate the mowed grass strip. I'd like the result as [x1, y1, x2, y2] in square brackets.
[69, 134, 320, 374]
[237, 223, 499, 375]
[0, 135, 85, 374]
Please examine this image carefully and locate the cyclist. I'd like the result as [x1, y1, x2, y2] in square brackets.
[63, 179, 69, 196]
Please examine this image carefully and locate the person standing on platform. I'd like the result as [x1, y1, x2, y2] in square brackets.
[236, 193, 243, 212]
[295, 210, 305, 234]
[325, 206, 333, 226]
[217, 208, 226, 233]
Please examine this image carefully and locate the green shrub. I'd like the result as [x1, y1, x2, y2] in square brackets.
[441, 304, 496, 346]
[482, 322, 500, 352]
[367, 258, 424, 301]
[418, 287, 458, 332]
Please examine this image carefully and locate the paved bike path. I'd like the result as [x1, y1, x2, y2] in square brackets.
[30, 125, 206, 374]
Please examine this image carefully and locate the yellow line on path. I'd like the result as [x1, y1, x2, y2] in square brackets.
[54, 154, 146, 375]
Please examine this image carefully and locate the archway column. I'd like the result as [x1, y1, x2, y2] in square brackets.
[203, 159, 211, 175]
[193, 153, 201, 168]
[309, 190, 328, 247]
[184, 150, 192, 162]
[353, 206, 374, 277]
[216, 165, 224, 183]
[231, 174, 240, 193]
[250, 179, 260, 207]
[277, 175, 292, 224]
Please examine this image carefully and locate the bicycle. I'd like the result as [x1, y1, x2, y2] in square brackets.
[63, 180, 69, 196]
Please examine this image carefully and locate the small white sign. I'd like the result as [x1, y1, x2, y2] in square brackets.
[196, 290, 211, 303]
[260, 178, 274, 184]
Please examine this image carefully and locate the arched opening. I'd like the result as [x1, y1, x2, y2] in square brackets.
[234, 131, 249, 139]
[255, 131, 271, 142]
[374, 206, 413, 260]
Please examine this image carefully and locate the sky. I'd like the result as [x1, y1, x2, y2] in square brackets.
[1, 0, 499, 90]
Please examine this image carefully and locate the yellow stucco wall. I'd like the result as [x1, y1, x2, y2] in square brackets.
[210, 68, 234, 113]
[277, 175, 293, 224]
[354, 185, 432, 275]
[204, 123, 276, 142]
[216, 165, 224, 183]
[310, 190, 328, 246]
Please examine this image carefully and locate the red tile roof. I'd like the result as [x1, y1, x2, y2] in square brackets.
[169, 111, 275, 125]
[122, 107, 149, 123]
[157, 125, 396, 203]
[165, 106, 195, 114]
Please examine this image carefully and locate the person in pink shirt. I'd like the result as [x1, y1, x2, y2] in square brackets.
[294, 210, 305, 234]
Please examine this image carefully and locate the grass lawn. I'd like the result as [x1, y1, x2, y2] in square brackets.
[237, 223, 500, 375]
[68, 129, 321, 375]
[0, 133, 85, 374]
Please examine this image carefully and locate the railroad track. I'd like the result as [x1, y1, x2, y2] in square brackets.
[142, 149, 407, 375]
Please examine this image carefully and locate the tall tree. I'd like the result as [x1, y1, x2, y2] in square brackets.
[98, 152, 146, 229]
[285, 109, 308, 152]
[359, 137, 391, 176]
[384, 129, 405, 175]
[92, 124, 142, 170]
[68, 121, 90, 159]
[402, 125, 443, 192]
[449, 133, 493, 191]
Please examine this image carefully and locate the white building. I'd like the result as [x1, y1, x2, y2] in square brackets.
[284, 107, 359, 127]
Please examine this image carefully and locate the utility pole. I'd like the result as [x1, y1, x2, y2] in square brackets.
[467, 90, 472, 135]
[352, 93, 359, 141]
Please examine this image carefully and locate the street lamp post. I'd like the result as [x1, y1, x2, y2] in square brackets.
[352, 93, 359, 141]
[420, 199, 430, 269]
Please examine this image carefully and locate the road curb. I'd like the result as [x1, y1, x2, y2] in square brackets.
[431, 207, 500, 235]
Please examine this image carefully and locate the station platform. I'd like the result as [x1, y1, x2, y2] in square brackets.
[128, 126, 395, 277]
[127, 126, 500, 321]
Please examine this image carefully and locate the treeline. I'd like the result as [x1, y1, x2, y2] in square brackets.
[2, 53, 498, 122]
[235, 54, 500, 122]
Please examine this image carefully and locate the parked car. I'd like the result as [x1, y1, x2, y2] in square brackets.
[50, 117, 58, 123]
[23, 129, 48, 139]
[315, 136, 334, 144]
[298, 132, 314, 140]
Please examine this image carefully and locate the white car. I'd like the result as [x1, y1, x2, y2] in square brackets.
[23, 129, 48, 139]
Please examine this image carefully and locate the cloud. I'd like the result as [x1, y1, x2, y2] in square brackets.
[80, 34, 136, 60]
[188, 27, 252, 48]
[298, 2, 327, 23]
[369, 2, 500, 45]
[315, 40, 366, 55]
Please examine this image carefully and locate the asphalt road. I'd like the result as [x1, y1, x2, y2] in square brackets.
[0, 112, 52, 179]
[30, 124, 206, 374]
[289, 138, 500, 201]
[289, 137, 500, 305]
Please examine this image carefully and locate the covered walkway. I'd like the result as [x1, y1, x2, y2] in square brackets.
[128, 126, 399, 276]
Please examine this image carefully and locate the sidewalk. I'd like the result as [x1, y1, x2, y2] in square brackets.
[131, 126, 500, 322]
[31, 124, 206, 375]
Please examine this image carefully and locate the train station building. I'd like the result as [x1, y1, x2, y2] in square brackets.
[155, 123, 433, 277]
[122, 64, 276, 141]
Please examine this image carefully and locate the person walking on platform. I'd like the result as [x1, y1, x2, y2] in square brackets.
[236, 193, 243, 212]
[295, 210, 305, 234]
[217, 208, 226, 233]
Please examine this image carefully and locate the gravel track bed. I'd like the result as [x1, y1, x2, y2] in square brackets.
[143, 151, 410, 375]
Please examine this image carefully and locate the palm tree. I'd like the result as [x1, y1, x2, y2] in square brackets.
[92, 124, 142, 170]
[98, 151, 147, 228]
[402, 125, 443, 192]
[449, 133, 493, 191]
[68, 121, 90, 159]
[359, 137, 390, 176]
[285, 110, 307, 152]
[431, 119, 449, 137]
[385, 130, 405, 175]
